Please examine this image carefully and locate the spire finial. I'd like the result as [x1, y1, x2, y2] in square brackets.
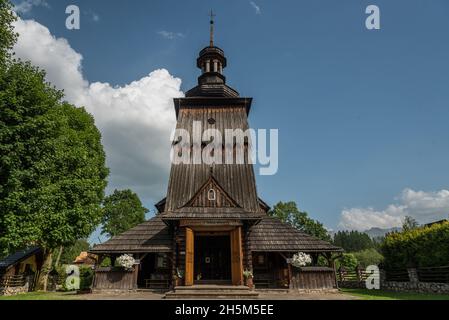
[209, 9, 216, 47]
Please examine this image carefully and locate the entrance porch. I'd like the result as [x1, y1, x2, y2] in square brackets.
[182, 221, 244, 286]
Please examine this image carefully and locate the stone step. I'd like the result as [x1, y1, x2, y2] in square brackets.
[165, 285, 259, 299]
[174, 285, 250, 292]
[165, 291, 259, 300]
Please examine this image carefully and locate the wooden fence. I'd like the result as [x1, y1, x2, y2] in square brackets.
[384, 269, 410, 282]
[338, 265, 449, 294]
[337, 268, 370, 282]
[93, 267, 138, 291]
[417, 266, 449, 283]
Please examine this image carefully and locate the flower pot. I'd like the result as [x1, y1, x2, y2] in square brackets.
[246, 277, 254, 290]
[174, 277, 183, 287]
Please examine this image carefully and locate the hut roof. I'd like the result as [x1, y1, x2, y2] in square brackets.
[90, 216, 172, 254]
[249, 218, 342, 253]
[0, 247, 42, 271]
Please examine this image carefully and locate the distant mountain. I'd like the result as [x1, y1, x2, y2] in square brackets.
[364, 227, 401, 239]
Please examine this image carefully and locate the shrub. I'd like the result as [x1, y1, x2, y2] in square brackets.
[336, 253, 358, 270]
[381, 221, 449, 268]
[100, 257, 111, 267]
[353, 248, 384, 268]
[79, 266, 94, 291]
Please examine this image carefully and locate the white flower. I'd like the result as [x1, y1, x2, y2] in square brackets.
[291, 252, 312, 268]
[117, 254, 135, 271]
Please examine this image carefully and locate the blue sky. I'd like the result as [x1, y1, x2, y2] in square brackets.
[12, 0, 449, 236]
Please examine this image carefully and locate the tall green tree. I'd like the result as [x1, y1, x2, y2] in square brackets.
[101, 189, 148, 237]
[0, 4, 109, 287]
[268, 201, 331, 242]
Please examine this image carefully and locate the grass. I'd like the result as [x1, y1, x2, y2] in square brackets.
[2, 289, 448, 301]
[341, 288, 449, 300]
[0, 291, 81, 300]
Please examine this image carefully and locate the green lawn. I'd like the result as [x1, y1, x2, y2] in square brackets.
[2, 289, 449, 301]
[0, 291, 81, 300]
[341, 288, 449, 300]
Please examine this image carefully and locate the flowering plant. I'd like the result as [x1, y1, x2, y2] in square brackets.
[243, 270, 253, 279]
[291, 252, 312, 268]
[116, 254, 135, 271]
[176, 268, 184, 279]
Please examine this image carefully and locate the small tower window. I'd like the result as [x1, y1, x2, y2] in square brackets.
[208, 118, 216, 125]
[213, 60, 218, 72]
[208, 189, 217, 201]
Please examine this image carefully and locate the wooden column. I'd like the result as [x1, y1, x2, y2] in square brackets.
[244, 227, 253, 272]
[171, 225, 178, 289]
[230, 227, 244, 286]
[185, 227, 194, 286]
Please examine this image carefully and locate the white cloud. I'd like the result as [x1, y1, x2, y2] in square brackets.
[13, 18, 184, 203]
[14, 0, 49, 14]
[13, 19, 87, 103]
[157, 30, 185, 40]
[339, 188, 449, 231]
[250, 1, 261, 15]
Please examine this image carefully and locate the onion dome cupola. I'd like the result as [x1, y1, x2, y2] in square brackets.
[185, 11, 239, 98]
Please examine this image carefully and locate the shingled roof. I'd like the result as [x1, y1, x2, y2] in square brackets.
[0, 247, 42, 271]
[248, 218, 342, 253]
[90, 216, 172, 254]
[160, 207, 263, 221]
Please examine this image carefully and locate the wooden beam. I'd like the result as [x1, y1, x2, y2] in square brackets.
[185, 227, 194, 286]
[230, 227, 244, 286]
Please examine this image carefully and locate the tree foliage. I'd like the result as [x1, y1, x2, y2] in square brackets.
[0, 64, 109, 254]
[0, 0, 109, 258]
[101, 189, 148, 237]
[353, 248, 384, 268]
[336, 253, 358, 271]
[333, 230, 375, 252]
[0, 0, 17, 64]
[0, 1, 109, 290]
[381, 221, 449, 268]
[268, 201, 331, 242]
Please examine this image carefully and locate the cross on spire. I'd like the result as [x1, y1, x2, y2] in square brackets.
[209, 10, 216, 47]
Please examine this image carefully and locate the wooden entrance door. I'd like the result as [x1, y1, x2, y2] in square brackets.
[194, 235, 231, 282]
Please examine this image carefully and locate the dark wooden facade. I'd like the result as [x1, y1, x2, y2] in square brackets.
[90, 20, 342, 292]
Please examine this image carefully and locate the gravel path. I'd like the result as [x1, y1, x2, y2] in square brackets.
[81, 291, 357, 300]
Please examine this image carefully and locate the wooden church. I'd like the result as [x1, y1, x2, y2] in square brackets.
[91, 15, 342, 294]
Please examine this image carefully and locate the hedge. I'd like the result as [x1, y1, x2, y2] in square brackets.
[381, 221, 449, 269]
